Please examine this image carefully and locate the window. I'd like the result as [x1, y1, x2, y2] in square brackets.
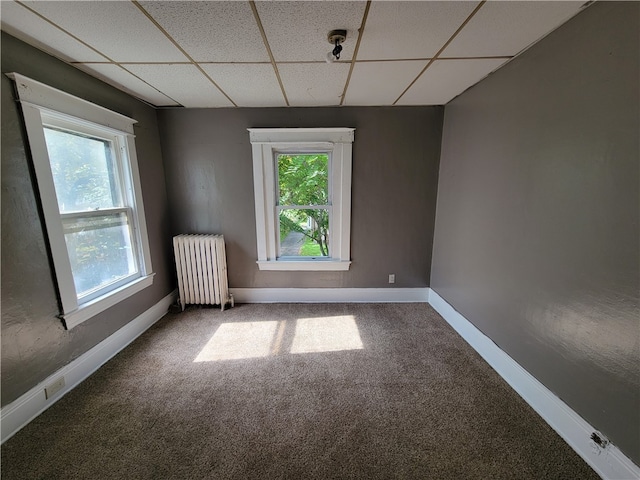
[249, 128, 354, 271]
[8, 73, 154, 329]
[277, 153, 330, 258]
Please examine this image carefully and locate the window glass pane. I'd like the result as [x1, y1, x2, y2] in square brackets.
[44, 127, 119, 213]
[62, 212, 137, 298]
[279, 209, 329, 257]
[278, 154, 328, 206]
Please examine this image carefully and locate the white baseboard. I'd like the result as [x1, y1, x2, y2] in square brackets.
[0, 289, 177, 444]
[428, 289, 640, 480]
[229, 287, 430, 303]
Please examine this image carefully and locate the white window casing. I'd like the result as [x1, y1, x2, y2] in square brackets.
[248, 128, 354, 271]
[7, 73, 154, 329]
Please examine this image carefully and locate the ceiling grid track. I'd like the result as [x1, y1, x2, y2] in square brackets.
[131, 0, 238, 107]
[249, 0, 290, 107]
[339, 0, 371, 106]
[356, 56, 511, 64]
[392, 0, 487, 106]
[14, 0, 182, 106]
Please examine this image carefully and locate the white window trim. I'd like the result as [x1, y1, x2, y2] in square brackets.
[7, 73, 154, 329]
[248, 128, 354, 271]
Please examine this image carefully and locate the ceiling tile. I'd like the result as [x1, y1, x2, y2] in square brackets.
[344, 61, 426, 106]
[396, 58, 506, 105]
[21, 1, 188, 62]
[443, 1, 584, 57]
[125, 64, 233, 108]
[0, 1, 104, 62]
[357, 2, 479, 61]
[200, 64, 285, 107]
[256, 1, 366, 62]
[75, 64, 179, 107]
[278, 63, 350, 107]
[139, 1, 269, 62]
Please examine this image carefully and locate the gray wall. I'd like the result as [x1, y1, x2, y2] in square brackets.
[1, 33, 174, 406]
[431, 2, 639, 463]
[157, 106, 443, 289]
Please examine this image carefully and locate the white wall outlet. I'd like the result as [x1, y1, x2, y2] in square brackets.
[44, 376, 65, 399]
[388, 274, 395, 284]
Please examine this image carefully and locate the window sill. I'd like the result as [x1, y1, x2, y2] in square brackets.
[60, 274, 155, 330]
[257, 260, 351, 271]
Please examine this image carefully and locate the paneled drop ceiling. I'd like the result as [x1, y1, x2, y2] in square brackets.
[1, 1, 588, 108]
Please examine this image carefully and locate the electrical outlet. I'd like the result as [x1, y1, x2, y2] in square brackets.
[44, 376, 65, 399]
[388, 274, 395, 284]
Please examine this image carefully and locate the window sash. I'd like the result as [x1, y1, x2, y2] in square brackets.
[60, 207, 141, 303]
[43, 123, 125, 213]
[275, 205, 331, 211]
[60, 206, 129, 219]
[277, 207, 331, 259]
[275, 152, 331, 208]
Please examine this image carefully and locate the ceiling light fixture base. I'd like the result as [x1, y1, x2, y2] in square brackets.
[327, 30, 347, 45]
[326, 30, 347, 63]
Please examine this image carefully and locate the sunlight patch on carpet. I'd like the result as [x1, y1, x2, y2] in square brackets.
[193, 321, 278, 362]
[291, 315, 363, 354]
[194, 316, 364, 361]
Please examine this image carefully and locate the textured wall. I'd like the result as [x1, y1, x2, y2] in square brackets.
[1, 33, 174, 406]
[431, 2, 639, 463]
[157, 106, 443, 289]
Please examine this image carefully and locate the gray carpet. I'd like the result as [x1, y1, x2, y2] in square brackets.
[1, 303, 599, 479]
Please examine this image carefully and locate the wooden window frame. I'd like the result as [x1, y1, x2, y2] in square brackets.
[248, 128, 354, 271]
